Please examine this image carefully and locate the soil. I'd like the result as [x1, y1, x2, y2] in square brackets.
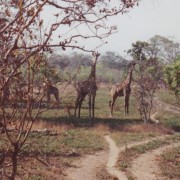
[105, 135, 127, 180]
[154, 98, 180, 115]
[66, 150, 108, 180]
[131, 142, 180, 180]
[65, 135, 171, 180]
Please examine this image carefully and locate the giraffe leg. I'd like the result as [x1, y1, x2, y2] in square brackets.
[110, 95, 117, 117]
[89, 95, 92, 120]
[74, 94, 81, 117]
[78, 95, 86, 118]
[54, 91, 60, 107]
[91, 94, 96, 125]
[124, 95, 130, 116]
[124, 96, 127, 116]
[92, 94, 96, 119]
[78, 99, 81, 118]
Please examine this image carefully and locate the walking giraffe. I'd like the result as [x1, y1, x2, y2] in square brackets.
[74, 52, 100, 122]
[109, 61, 136, 117]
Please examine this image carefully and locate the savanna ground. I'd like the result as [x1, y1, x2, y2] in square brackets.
[0, 83, 179, 180]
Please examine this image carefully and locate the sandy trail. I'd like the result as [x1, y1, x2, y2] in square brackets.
[66, 150, 108, 180]
[66, 135, 125, 180]
[131, 142, 180, 180]
[105, 135, 172, 180]
[66, 134, 171, 180]
[105, 135, 127, 180]
[154, 98, 180, 115]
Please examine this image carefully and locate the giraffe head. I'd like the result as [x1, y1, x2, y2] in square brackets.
[128, 61, 136, 67]
[92, 51, 100, 64]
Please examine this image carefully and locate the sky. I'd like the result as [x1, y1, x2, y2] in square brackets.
[98, 0, 180, 56]
[42, 0, 180, 56]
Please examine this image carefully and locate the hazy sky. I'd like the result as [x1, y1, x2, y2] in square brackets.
[99, 0, 180, 56]
[42, 0, 180, 56]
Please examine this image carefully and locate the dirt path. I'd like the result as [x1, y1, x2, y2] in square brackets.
[131, 142, 180, 180]
[65, 99, 179, 180]
[66, 150, 108, 180]
[154, 98, 180, 115]
[105, 135, 127, 180]
[66, 135, 125, 180]
[66, 134, 171, 180]
[104, 135, 171, 180]
[150, 112, 159, 123]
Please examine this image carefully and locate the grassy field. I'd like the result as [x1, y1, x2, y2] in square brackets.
[155, 110, 180, 131]
[0, 84, 179, 179]
[156, 89, 180, 107]
[39, 83, 141, 127]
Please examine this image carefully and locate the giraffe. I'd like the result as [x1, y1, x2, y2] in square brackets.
[109, 61, 136, 117]
[74, 52, 100, 122]
[43, 78, 60, 106]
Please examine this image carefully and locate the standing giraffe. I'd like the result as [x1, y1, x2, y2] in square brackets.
[74, 52, 100, 121]
[43, 78, 60, 106]
[109, 62, 136, 117]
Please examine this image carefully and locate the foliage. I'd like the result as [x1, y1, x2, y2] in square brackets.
[128, 41, 163, 122]
[49, 52, 92, 70]
[46, 51, 128, 84]
[100, 51, 127, 69]
[148, 35, 180, 63]
[163, 59, 180, 102]
[127, 41, 149, 60]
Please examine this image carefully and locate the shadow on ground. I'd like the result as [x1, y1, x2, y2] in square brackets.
[38, 114, 180, 133]
[40, 115, 143, 130]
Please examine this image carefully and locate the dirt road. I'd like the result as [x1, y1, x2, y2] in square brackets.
[65, 99, 179, 180]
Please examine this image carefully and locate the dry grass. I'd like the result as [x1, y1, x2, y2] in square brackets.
[33, 120, 72, 133]
[18, 156, 66, 180]
[93, 123, 111, 134]
[159, 145, 180, 179]
[156, 89, 180, 107]
[120, 123, 174, 134]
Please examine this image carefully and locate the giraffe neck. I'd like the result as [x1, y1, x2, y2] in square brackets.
[124, 65, 134, 87]
[88, 58, 96, 81]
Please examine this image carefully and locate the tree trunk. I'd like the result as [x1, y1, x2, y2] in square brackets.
[10, 143, 19, 180]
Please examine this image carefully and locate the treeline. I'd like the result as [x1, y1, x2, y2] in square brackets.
[45, 35, 180, 86]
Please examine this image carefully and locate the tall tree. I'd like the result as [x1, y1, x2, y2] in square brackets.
[100, 51, 126, 69]
[128, 41, 163, 122]
[148, 35, 180, 63]
[0, 0, 139, 179]
[164, 56, 180, 103]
